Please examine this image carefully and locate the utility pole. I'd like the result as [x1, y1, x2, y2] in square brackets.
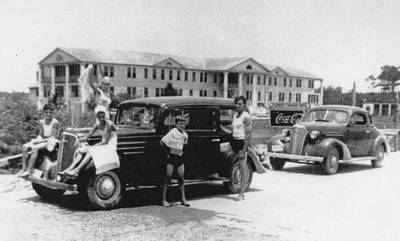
[352, 81, 356, 106]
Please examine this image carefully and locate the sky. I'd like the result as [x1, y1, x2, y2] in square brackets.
[1, 0, 400, 93]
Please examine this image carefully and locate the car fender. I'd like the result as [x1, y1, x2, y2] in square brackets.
[370, 134, 390, 155]
[305, 138, 352, 161]
[247, 147, 267, 174]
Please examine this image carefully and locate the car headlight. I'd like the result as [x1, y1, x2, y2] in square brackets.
[309, 130, 320, 139]
[282, 129, 291, 136]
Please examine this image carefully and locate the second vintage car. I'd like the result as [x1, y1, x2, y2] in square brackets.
[267, 105, 390, 175]
[26, 97, 265, 209]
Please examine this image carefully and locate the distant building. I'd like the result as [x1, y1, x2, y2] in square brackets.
[30, 47, 323, 109]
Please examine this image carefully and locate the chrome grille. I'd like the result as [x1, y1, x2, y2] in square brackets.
[57, 132, 79, 172]
[289, 124, 307, 154]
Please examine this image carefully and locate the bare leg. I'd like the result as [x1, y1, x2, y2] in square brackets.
[66, 153, 92, 177]
[235, 151, 247, 201]
[177, 164, 189, 206]
[162, 164, 174, 207]
[25, 149, 39, 173]
[17, 147, 30, 176]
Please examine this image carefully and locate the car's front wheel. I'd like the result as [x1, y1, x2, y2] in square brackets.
[371, 144, 385, 168]
[32, 183, 66, 202]
[270, 158, 286, 170]
[322, 147, 340, 175]
[85, 170, 125, 210]
[225, 159, 253, 194]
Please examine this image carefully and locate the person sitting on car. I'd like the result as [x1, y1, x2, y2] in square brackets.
[61, 105, 119, 177]
[18, 104, 60, 178]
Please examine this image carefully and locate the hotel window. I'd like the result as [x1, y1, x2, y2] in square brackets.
[178, 89, 183, 96]
[127, 67, 131, 78]
[204, 90, 207, 97]
[169, 70, 173, 80]
[308, 80, 314, 88]
[132, 67, 136, 78]
[213, 73, 217, 83]
[200, 72, 204, 82]
[288, 93, 292, 102]
[55, 65, 65, 77]
[257, 76, 261, 85]
[132, 87, 136, 97]
[177, 70, 181, 81]
[184, 71, 188, 81]
[127, 87, 131, 96]
[263, 76, 266, 85]
[55, 86, 64, 98]
[192, 72, 196, 82]
[155, 88, 161, 97]
[93, 65, 97, 76]
[161, 69, 165, 80]
[284, 78, 287, 87]
[296, 93, 301, 102]
[189, 89, 193, 96]
[289, 78, 292, 87]
[213, 90, 217, 97]
[246, 91, 251, 100]
[204, 73, 207, 82]
[144, 68, 148, 79]
[246, 75, 250, 85]
[144, 87, 148, 97]
[153, 69, 157, 79]
[258, 91, 261, 101]
[268, 77, 272, 86]
[268, 91, 273, 101]
[274, 77, 277, 86]
[43, 86, 51, 97]
[69, 64, 80, 76]
[296, 79, 302, 87]
[104, 66, 108, 77]
[279, 92, 285, 102]
[71, 85, 79, 98]
[104, 66, 114, 77]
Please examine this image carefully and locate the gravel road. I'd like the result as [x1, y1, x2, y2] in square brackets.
[1, 152, 400, 241]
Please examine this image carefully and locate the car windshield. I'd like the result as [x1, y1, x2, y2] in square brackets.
[116, 104, 160, 129]
[304, 109, 348, 124]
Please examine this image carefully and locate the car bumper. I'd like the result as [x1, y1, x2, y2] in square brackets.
[27, 176, 76, 192]
[266, 152, 324, 163]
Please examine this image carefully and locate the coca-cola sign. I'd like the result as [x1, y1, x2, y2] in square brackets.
[270, 110, 304, 126]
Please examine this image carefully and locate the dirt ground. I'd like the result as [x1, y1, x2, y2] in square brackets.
[1, 152, 400, 241]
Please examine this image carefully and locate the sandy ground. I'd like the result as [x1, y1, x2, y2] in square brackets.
[0, 152, 400, 241]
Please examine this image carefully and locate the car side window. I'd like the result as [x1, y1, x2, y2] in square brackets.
[350, 113, 367, 126]
[220, 108, 234, 126]
[163, 107, 217, 131]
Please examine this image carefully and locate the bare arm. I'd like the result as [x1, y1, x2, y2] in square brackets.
[219, 124, 232, 135]
[94, 121, 117, 146]
[80, 124, 98, 142]
[243, 114, 252, 150]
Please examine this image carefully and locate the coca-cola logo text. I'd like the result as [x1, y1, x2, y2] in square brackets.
[270, 110, 304, 126]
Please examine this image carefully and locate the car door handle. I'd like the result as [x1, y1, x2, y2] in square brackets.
[211, 138, 220, 142]
[365, 130, 371, 134]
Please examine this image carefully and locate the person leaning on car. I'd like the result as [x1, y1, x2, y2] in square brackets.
[220, 96, 252, 201]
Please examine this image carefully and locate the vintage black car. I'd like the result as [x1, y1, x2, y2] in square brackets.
[26, 97, 265, 209]
[267, 105, 390, 175]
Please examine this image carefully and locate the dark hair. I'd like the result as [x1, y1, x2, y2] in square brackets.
[175, 116, 186, 124]
[234, 96, 246, 105]
[42, 104, 53, 112]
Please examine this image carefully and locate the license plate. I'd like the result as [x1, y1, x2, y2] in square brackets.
[272, 144, 284, 152]
[32, 169, 43, 179]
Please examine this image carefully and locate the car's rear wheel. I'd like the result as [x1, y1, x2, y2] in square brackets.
[322, 147, 339, 175]
[225, 159, 253, 194]
[85, 170, 125, 210]
[270, 158, 286, 170]
[32, 183, 66, 202]
[371, 144, 385, 168]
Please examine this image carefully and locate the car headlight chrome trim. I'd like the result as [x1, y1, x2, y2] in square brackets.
[309, 130, 320, 139]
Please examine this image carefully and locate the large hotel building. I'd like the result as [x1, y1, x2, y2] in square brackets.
[30, 47, 323, 109]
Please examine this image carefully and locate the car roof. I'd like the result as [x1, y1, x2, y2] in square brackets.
[311, 105, 368, 113]
[119, 97, 235, 108]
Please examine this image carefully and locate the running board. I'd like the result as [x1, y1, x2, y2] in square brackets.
[266, 152, 324, 162]
[127, 178, 229, 190]
[27, 176, 77, 192]
[341, 156, 376, 163]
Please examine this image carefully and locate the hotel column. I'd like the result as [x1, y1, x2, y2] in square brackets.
[80, 64, 86, 113]
[223, 72, 229, 98]
[319, 79, 323, 105]
[50, 65, 55, 96]
[65, 64, 69, 104]
[38, 67, 43, 109]
[251, 74, 257, 107]
[238, 72, 243, 96]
